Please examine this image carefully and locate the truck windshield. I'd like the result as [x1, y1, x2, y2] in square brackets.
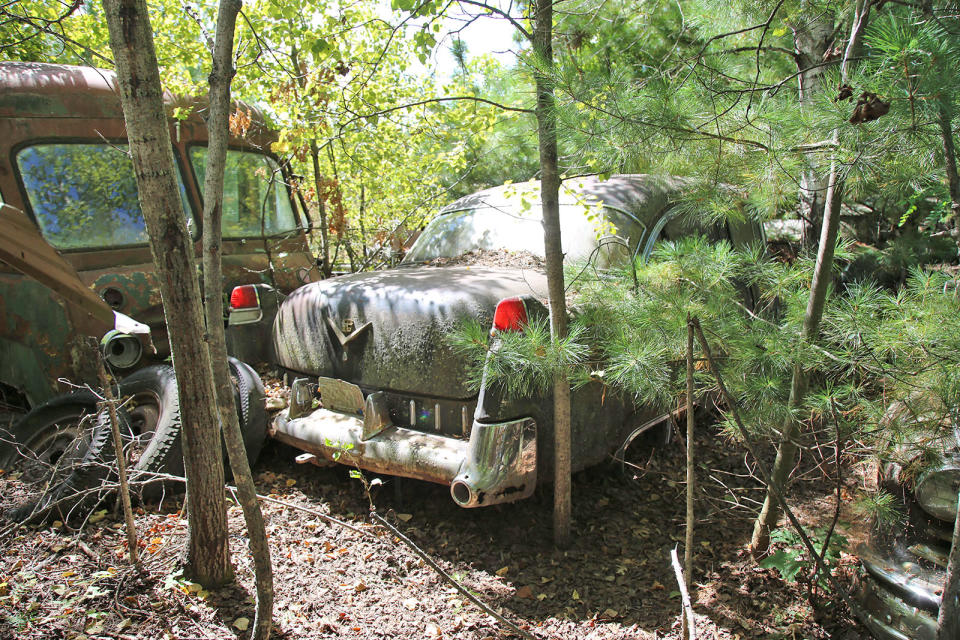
[189, 148, 297, 238]
[16, 143, 192, 250]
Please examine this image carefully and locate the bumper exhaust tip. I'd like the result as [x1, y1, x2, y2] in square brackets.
[450, 480, 473, 506]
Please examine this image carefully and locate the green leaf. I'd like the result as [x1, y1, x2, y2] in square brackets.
[759, 550, 805, 583]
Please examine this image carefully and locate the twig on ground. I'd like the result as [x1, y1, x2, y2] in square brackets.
[78, 540, 99, 561]
[671, 546, 698, 640]
[225, 484, 374, 537]
[370, 510, 540, 640]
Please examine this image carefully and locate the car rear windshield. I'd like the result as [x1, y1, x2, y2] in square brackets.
[16, 143, 192, 250]
[403, 205, 633, 264]
[189, 148, 297, 238]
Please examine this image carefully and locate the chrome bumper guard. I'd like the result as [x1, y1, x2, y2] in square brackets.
[854, 571, 936, 640]
[270, 405, 537, 508]
[853, 542, 941, 640]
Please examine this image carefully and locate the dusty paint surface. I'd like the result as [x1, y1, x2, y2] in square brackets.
[0, 278, 74, 403]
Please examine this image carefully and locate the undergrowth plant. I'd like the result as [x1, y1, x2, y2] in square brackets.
[450, 234, 960, 527]
[760, 527, 849, 591]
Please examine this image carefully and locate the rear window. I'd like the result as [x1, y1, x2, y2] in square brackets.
[404, 205, 634, 264]
[16, 143, 192, 250]
[189, 148, 297, 238]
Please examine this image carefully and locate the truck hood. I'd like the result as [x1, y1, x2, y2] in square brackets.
[272, 265, 548, 400]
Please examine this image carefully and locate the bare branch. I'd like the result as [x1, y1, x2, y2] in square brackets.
[337, 95, 532, 134]
[452, 0, 531, 40]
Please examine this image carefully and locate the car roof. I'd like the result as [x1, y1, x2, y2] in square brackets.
[439, 174, 690, 226]
[0, 61, 268, 131]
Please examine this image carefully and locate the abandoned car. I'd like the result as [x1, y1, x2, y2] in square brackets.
[854, 426, 960, 640]
[0, 61, 318, 415]
[229, 175, 763, 507]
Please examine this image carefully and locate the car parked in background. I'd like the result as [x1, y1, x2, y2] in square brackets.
[855, 424, 960, 640]
[229, 175, 763, 507]
[0, 61, 319, 415]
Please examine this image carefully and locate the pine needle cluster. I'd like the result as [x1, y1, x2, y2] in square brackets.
[450, 238, 960, 501]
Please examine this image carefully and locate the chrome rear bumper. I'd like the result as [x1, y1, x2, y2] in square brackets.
[270, 407, 537, 507]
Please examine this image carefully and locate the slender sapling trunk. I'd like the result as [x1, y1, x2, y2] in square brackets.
[200, 1, 274, 637]
[531, 0, 572, 548]
[102, 0, 231, 586]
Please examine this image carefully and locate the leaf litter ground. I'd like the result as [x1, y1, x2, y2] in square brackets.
[0, 416, 872, 639]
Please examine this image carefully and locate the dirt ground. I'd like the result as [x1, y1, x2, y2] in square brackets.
[0, 417, 872, 640]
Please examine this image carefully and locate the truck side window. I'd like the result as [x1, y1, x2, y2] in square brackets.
[16, 143, 192, 250]
[189, 148, 297, 238]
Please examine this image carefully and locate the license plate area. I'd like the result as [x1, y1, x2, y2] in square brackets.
[316, 376, 365, 415]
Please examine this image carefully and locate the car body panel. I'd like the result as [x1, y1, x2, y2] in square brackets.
[274, 266, 549, 400]
[854, 437, 958, 640]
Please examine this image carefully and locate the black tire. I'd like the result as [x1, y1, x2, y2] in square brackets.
[116, 364, 184, 498]
[120, 360, 267, 485]
[2, 394, 119, 523]
[0, 391, 97, 478]
[226, 357, 268, 471]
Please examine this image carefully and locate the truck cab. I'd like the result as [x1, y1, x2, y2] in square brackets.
[0, 61, 319, 412]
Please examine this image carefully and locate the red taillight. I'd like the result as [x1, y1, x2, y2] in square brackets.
[230, 285, 260, 310]
[493, 297, 528, 333]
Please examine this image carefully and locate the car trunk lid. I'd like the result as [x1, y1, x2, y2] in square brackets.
[272, 265, 547, 400]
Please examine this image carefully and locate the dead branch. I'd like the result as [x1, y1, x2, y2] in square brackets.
[671, 546, 698, 640]
[227, 485, 374, 537]
[93, 341, 140, 571]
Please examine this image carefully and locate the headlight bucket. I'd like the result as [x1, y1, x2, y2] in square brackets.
[914, 462, 960, 522]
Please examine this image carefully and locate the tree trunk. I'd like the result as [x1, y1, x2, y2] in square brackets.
[938, 101, 960, 219]
[102, 0, 231, 586]
[309, 139, 332, 277]
[751, 0, 871, 556]
[200, 2, 274, 638]
[932, 47, 960, 640]
[793, 14, 836, 249]
[531, 0, 571, 548]
[683, 317, 695, 640]
[287, 44, 332, 278]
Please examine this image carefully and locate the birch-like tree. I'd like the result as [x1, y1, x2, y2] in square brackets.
[101, 0, 231, 586]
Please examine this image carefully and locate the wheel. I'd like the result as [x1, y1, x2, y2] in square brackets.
[226, 357, 268, 472]
[2, 393, 119, 523]
[3, 365, 185, 505]
[121, 359, 266, 485]
[115, 364, 184, 498]
[0, 391, 102, 479]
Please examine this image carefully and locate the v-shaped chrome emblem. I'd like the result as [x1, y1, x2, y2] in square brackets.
[325, 315, 372, 361]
